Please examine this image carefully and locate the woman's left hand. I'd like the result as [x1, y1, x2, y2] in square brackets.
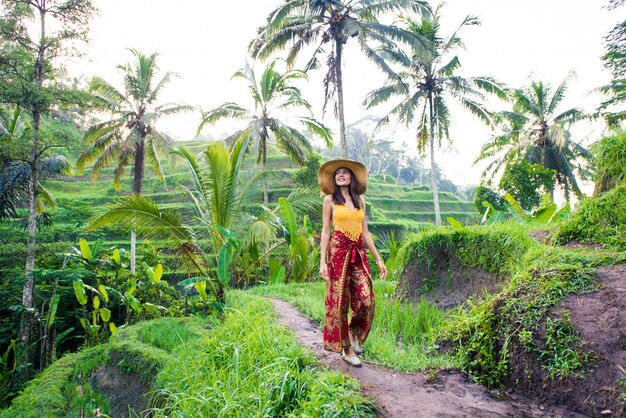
[376, 259, 387, 279]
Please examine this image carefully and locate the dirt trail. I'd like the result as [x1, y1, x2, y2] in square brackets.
[271, 299, 587, 418]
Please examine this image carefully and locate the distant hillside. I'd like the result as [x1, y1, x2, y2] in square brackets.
[0, 140, 479, 280]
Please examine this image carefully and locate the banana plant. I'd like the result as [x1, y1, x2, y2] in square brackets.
[479, 193, 569, 224]
[177, 277, 217, 316]
[278, 197, 312, 283]
[72, 279, 116, 345]
[143, 262, 164, 306]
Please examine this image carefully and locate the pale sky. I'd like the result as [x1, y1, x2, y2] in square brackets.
[70, 0, 625, 187]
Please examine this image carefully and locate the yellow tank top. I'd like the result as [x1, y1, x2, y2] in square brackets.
[333, 204, 364, 242]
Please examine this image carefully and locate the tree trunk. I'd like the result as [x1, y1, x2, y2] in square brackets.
[130, 230, 136, 273]
[335, 39, 348, 159]
[262, 135, 268, 205]
[428, 94, 442, 226]
[130, 137, 145, 274]
[20, 7, 48, 371]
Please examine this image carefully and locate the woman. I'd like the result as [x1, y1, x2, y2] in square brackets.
[318, 159, 387, 367]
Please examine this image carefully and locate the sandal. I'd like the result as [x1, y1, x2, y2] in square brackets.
[341, 349, 362, 367]
[349, 332, 362, 355]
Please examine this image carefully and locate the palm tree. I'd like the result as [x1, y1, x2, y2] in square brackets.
[363, 7, 505, 225]
[249, 0, 430, 157]
[77, 49, 194, 272]
[475, 73, 592, 201]
[198, 61, 332, 204]
[0, 106, 69, 221]
[89, 140, 252, 305]
[88, 139, 316, 304]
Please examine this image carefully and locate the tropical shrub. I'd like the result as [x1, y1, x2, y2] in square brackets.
[498, 157, 556, 211]
[553, 183, 626, 250]
[591, 130, 626, 195]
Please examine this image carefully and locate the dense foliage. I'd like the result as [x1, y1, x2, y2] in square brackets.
[498, 157, 556, 211]
[554, 183, 626, 250]
[1, 295, 378, 417]
[591, 130, 626, 195]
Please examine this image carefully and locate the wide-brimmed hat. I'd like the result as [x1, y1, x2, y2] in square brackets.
[318, 159, 368, 195]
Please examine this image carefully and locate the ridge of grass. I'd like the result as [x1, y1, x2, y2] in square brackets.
[2, 295, 377, 417]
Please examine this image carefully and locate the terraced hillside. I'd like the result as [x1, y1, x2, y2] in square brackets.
[0, 140, 479, 280]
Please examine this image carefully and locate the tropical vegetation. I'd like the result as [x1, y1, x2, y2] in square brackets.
[363, 5, 505, 225]
[198, 60, 332, 204]
[77, 49, 194, 273]
[476, 74, 592, 202]
[249, 0, 430, 157]
[1, 0, 625, 416]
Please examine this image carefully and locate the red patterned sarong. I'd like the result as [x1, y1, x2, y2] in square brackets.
[323, 230, 375, 352]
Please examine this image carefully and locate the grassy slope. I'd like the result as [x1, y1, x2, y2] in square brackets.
[1, 292, 377, 417]
[0, 142, 478, 280]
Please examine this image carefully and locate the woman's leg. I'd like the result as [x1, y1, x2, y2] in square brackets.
[323, 249, 352, 352]
[348, 264, 375, 347]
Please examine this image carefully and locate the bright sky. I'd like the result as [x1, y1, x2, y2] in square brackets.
[71, 0, 624, 187]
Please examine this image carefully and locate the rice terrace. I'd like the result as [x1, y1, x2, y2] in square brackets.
[0, 0, 624, 417]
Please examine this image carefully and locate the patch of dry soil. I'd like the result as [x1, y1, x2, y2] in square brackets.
[90, 352, 152, 418]
[271, 299, 585, 418]
[395, 244, 507, 310]
[504, 264, 626, 417]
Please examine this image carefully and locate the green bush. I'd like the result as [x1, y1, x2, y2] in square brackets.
[553, 184, 626, 250]
[591, 130, 626, 195]
[398, 223, 535, 276]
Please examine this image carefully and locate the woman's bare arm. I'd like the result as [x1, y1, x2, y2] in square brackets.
[360, 197, 387, 279]
[319, 195, 333, 281]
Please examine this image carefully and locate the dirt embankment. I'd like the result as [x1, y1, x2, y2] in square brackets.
[271, 298, 583, 417]
[396, 244, 507, 310]
[504, 264, 626, 417]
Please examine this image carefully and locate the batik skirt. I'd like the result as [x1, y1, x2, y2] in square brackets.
[323, 230, 375, 352]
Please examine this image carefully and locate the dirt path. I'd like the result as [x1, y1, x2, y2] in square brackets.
[270, 298, 587, 418]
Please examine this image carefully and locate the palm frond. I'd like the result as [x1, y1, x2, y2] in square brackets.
[272, 122, 312, 165]
[297, 116, 333, 147]
[198, 103, 250, 134]
[547, 71, 575, 115]
[89, 76, 124, 107]
[553, 107, 585, 124]
[89, 193, 211, 277]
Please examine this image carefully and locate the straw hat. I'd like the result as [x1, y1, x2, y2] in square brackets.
[318, 159, 368, 195]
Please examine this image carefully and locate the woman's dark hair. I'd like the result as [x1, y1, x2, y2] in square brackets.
[332, 168, 361, 209]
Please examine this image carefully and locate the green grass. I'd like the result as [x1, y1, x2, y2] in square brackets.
[2, 294, 377, 418]
[152, 292, 378, 417]
[553, 183, 626, 251]
[248, 280, 457, 372]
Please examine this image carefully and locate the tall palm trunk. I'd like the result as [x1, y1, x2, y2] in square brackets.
[130, 137, 145, 274]
[335, 39, 348, 158]
[262, 133, 269, 205]
[428, 93, 442, 226]
[21, 8, 48, 369]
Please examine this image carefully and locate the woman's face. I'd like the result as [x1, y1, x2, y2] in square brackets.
[335, 168, 351, 187]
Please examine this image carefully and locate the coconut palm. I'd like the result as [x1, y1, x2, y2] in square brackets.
[89, 138, 319, 303]
[77, 49, 194, 272]
[89, 140, 251, 305]
[475, 74, 592, 201]
[249, 0, 430, 157]
[198, 61, 332, 204]
[0, 106, 68, 221]
[363, 8, 505, 225]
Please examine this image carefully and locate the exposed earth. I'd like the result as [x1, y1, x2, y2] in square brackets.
[504, 263, 626, 417]
[271, 298, 587, 418]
